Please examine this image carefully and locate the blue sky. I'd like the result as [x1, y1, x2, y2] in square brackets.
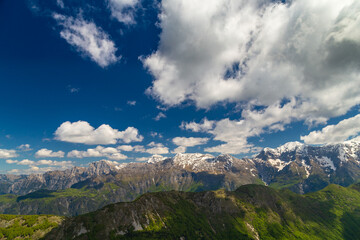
[0, 0, 359, 174]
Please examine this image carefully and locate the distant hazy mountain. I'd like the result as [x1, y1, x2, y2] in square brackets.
[44, 183, 360, 240]
[0, 139, 360, 216]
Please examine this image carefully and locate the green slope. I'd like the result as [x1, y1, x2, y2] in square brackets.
[43, 183, 360, 240]
[0, 214, 63, 240]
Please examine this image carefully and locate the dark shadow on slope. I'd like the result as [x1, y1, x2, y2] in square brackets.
[341, 208, 360, 240]
[16, 189, 55, 202]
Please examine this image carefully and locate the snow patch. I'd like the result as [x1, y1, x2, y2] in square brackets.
[147, 155, 166, 164]
[316, 156, 336, 171]
[267, 159, 290, 171]
[301, 159, 311, 178]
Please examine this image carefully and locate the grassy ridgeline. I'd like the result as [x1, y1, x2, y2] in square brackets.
[44, 183, 360, 240]
[0, 214, 63, 240]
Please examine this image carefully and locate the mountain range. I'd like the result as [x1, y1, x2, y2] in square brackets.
[0, 139, 360, 216]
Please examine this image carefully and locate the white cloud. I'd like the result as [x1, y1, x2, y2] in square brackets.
[145, 142, 169, 155]
[17, 144, 32, 152]
[54, 121, 143, 145]
[56, 0, 64, 8]
[108, 0, 139, 24]
[172, 137, 209, 147]
[125, 142, 169, 155]
[150, 132, 163, 138]
[7, 159, 74, 174]
[154, 112, 166, 121]
[135, 157, 149, 162]
[145, 0, 360, 111]
[301, 114, 360, 144]
[145, 0, 360, 150]
[35, 148, 65, 158]
[172, 146, 186, 154]
[17, 159, 35, 165]
[53, 14, 119, 68]
[127, 100, 136, 106]
[172, 137, 209, 153]
[117, 145, 133, 151]
[68, 146, 127, 160]
[6, 159, 18, 164]
[180, 118, 215, 132]
[182, 101, 300, 154]
[0, 149, 18, 159]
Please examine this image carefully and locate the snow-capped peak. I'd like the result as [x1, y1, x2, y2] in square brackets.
[277, 141, 305, 153]
[147, 155, 167, 164]
[173, 153, 214, 167]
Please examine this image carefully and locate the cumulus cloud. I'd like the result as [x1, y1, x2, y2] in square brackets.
[0, 149, 17, 159]
[301, 114, 360, 144]
[17, 159, 35, 165]
[142, 0, 360, 154]
[145, 142, 169, 155]
[180, 118, 215, 132]
[182, 101, 301, 154]
[35, 148, 65, 158]
[54, 121, 143, 145]
[53, 14, 119, 67]
[172, 137, 209, 147]
[145, 0, 360, 152]
[68, 146, 128, 160]
[17, 144, 32, 152]
[172, 146, 186, 154]
[107, 0, 139, 24]
[172, 137, 209, 153]
[6, 160, 18, 164]
[145, 0, 360, 111]
[117, 145, 134, 151]
[7, 159, 74, 175]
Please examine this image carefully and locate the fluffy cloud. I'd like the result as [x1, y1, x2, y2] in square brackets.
[17, 159, 35, 165]
[180, 118, 215, 132]
[54, 121, 143, 145]
[172, 137, 209, 147]
[301, 114, 360, 144]
[117, 145, 134, 151]
[172, 146, 186, 154]
[53, 14, 119, 67]
[7, 159, 74, 175]
[117, 143, 169, 155]
[145, 0, 360, 111]
[108, 0, 139, 24]
[182, 101, 300, 154]
[0, 149, 17, 159]
[68, 146, 127, 160]
[144, 142, 169, 155]
[17, 144, 32, 152]
[145, 0, 360, 152]
[5, 160, 18, 164]
[35, 148, 65, 158]
[172, 137, 209, 153]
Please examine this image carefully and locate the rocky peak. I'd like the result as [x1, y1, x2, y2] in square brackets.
[147, 155, 167, 164]
[87, 160, 119, 175]
[172, 153, 215, 168]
